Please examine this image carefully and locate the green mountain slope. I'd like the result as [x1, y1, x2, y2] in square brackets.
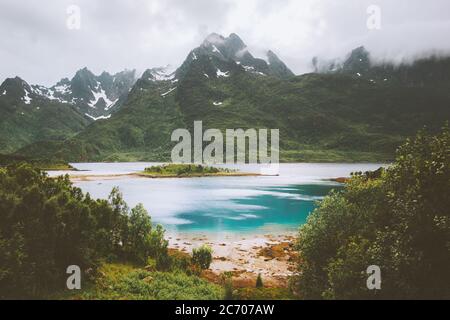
[14, 34, 450, 163]
[0, 77, 89, 154]
[17, 78, 185, 162]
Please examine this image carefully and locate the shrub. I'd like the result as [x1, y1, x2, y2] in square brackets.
[222, 272, 234, 300]
[0, 164, 168, 299]
[192, 245, 213, 270]
[79, 265, 224, 300]
[296, 125, 450, 299]
[256, 274, 264, 288]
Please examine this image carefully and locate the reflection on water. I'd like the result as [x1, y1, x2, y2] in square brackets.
[50, 163, 386, 234]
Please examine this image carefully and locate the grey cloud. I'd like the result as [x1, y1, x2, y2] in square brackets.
[0, 0, 449, 86]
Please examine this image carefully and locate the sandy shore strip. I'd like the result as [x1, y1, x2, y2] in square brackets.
[167, 231, 298, 287]
[64, 172, 266, 182]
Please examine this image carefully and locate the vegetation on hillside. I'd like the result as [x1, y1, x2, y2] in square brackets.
[295, 125, 450, 299]
[0, 154, 74, 170]
[15, 57, 450, 163]
[71, 263, 223, 300]
[0, 92, 89, 154]
[0, 164, 219, 299]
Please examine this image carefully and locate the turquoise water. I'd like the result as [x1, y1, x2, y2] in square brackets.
[51, 163, 385, 234]
[174, 184, 338, 233]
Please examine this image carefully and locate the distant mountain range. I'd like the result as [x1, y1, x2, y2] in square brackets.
[1, 33, 449, 162]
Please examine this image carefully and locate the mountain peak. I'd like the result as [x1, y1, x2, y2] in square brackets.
[342, 46, 371, 73]
[176, 32, 294, 79]
[1, 76, 30, 92]
[0, 76, 34, 105]
[202, 33, 225, 46]
[142, 65, 177, 82]
[73, 67, 96, 80]
[1, 76, 28, 87]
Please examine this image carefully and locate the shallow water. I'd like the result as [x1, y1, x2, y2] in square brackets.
[50, 163, 385, 234]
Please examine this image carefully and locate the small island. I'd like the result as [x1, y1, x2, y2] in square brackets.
[0, 154, 75, 171]
[139, 164, 260, 178]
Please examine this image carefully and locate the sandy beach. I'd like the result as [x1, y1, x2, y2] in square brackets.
[67, 172, 264, 182]
[167, 231, 298, 287]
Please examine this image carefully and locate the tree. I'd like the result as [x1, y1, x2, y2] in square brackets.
[296, 125, 450, 299]
[0, 164, 169, 298]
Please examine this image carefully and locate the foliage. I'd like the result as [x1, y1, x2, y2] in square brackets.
[296, 126, 450, 299]
[144, 164, 227, 176]
[0, 164, 167, 299]
[192, 245, 213, 270]
[222, 272, 234, 300]
[74, 263, 223, 300]
[0, 91, 88, 154]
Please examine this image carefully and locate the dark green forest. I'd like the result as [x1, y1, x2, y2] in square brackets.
[296, 125, 450, 299]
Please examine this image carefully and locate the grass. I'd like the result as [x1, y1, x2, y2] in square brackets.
[59, 262, 296, 300]
[64, 263, 224, 300]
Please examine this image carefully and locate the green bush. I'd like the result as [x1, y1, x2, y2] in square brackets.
[80, 267, 224, 300]
[0, 164, 168, 299]
[144, 164, 225, 176]
[192, 245, 213, 270]
[296, 125, 450, 299]
[256, 274, 264, 288]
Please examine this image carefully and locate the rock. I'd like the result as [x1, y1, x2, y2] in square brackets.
[215, 256, 228, 261]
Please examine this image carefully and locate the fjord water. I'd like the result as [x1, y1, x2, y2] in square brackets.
[56, 163, 385, 235]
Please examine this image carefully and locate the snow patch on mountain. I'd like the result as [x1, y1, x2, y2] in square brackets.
[212, 45, 221, 54]
[85, 113, 112, 121]
[104, 99, 119, 111]
[88, 84, 115, 108]
[147, 65, 176, 81]
[31, 85, 72, 104]
[54, 84, 71, 95]
[22, 89, 32, 104]
[216, 69, 230, 78]
[241, 65, 266, 76]
[161, 87, 177, 97]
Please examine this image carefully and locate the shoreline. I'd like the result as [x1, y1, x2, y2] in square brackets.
[167, 231, 298, 288]
[65, 172, 266, 182]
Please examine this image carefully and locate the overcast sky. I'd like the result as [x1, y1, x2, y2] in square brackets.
[1, 0, 450, 86]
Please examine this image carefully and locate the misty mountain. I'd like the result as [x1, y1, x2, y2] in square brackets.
[5, 33, 450, 162]
[31, 68, 137, 120]
[176, 33, 294, 80]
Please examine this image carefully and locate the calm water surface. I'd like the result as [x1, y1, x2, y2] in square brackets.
[49, 163, 385, 234]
